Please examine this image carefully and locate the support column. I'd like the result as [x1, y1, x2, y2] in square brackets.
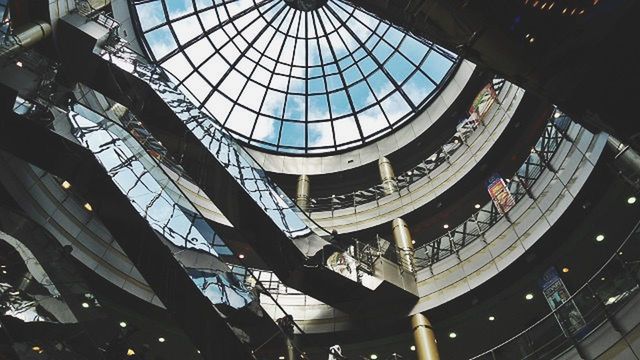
[391, 218, 415, 273]
[295, 174, 310, 211]
[607, 135, 640, 189]
[378, 156, 398, 196]
[412, 313, 440, 360]
[0, 21, 51, 60]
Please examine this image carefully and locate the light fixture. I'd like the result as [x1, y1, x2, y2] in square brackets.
[83, 203, 93, 212]
[627, 196, 636, 204]
[608, 296, 616, 303]
[619, 251, 623, 255]
[119, 321, 127, 328]
[32, 346, 42, 352]
[158, 337, 166, 343]
[1, 270, 6, 274]
[411, 240, 416, 244]
[449, 332, 457, 339]
[474, 204, 481, 209]
[443, 224, 449, 229]
[127, 349, 136, 356]
[61, 180, 71, 189]
[562, 267, 570, 273]
[407, 171, 413, 176]
[525, 293, 534, 300]
[554, 111, 561, 118]
[601, 277, 606, 281]
[279, 356, 285, 360]
[9, 291, 20, 296]
[596, 234, 605, 242]
[410, 345, 416, 351]
[238, 254, 245, 259]
[529, 37, 535, 43]
[0, 265, 5, 268]
[81, 302, 90, 308]
[370, 355, 378, 360]
[488, 316, 495, 321]
[16, 61, 23, 67]
[197, 350, 201, 354]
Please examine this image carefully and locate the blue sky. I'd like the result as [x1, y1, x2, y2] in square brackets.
[135, 0, 455, 153]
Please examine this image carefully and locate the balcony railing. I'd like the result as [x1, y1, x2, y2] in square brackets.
[305, 77, 510, 215]
[471, 221, 640, 360]
[414, 113, 572, 269]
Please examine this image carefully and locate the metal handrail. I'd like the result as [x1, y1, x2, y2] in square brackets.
[470, 220, 640, 359]
[306, 77, 510, 215]
[413, 113, 571, 268]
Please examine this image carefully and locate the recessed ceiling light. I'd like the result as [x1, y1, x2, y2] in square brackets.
[81, 302, 90, 308]
[127, 349, 135, 356]
[1, 270, 6, 274]
[595, 234, 605, 242]
[279, 356, 285, 360]
[197, 350, 201, 354]
[562, 267, 570, 273]
[370, 354, 378, 360]
[601, 277, 606, 281]
[608, 296, 616, 303]
[83, 203, 93, 212]
[488, 316, 495, 321]
[32, 346, 41, 352]
[16, 61, 23, 67]
[449, 332, 457, 339]
[410, 345, 416, 351]
[443, 224, 449, 229]
[119, 321, 127, 328]
[411, 240, 416, 244]
[238, 254, 245, 259]
[158, 337, 165, 343]
[525, 293, 534, 300]
[62, 181, 71, 189]
[627, 196, 636, 204]
[474, 204, 481, 209]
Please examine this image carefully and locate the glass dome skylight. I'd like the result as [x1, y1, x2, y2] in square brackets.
[131, 0, 457, 154]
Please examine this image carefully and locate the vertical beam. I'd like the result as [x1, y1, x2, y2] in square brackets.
[391, 218, 414, 273]
[607, 135, 640, 189]
[0, 21, 51, 59]
[296, 174, 310, 211]
[411, 313, 440, 360]
[379, 156, 398, 196]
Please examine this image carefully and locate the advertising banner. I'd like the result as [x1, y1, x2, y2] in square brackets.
[539, 267, 587, 337]
[486, 174, 516, 214]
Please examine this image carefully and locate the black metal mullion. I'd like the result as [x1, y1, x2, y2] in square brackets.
[247, 6, 295, 142]
[322, 4, 417, 112]
[157, 0, 275, 64]
[219, 3, 288, 130]
[309, 10, 336, 151]
[276, 9, 304, 151]
[317, 6, 394, 129]
[198, 0, 282, 112]
[315, 7, 365, 141]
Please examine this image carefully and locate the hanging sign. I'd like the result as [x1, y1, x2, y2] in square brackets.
[539, 267, 587, 337]
[486, 174, 516, 214]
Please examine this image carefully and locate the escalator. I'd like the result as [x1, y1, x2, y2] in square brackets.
[0, 89, 294, 359]
[53, 12, 418, 316]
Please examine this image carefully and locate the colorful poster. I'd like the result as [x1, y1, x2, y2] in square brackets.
[539, 267, 587, 337]
[486, 174, 516, 214]
[469, 83, 498, 119]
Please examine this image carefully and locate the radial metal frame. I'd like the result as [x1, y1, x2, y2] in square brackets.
[128, 0, 458, 155]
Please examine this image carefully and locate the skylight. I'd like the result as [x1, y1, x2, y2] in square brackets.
[131, 0, 457, 154]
